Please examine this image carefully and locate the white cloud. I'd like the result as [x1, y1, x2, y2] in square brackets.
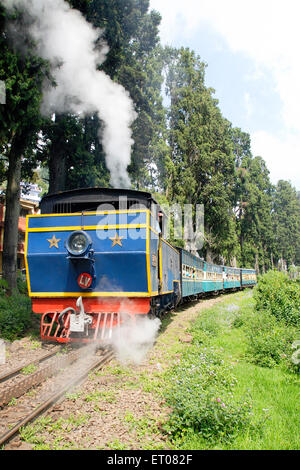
[151, 0, 300, 131]
[150, 0, 300, 188]
[244, 92, 253, 118]
[251, 131, 300, 189]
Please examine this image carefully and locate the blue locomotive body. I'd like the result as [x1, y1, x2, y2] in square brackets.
[26, 210, 149, 296]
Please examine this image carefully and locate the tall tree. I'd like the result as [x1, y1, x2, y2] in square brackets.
[0, 5, 48, 290]
[38, 114, 110, 193]
[164, 47, 238, 264]
[272, 180, 300, 267]
[237, 156, 274, 271]
[49, 0, 165, 191]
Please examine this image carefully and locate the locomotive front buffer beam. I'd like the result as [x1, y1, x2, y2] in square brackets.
[40, 296, 121, 344]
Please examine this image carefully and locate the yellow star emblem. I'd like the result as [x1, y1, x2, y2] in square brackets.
[109, 232, 124, 247]
[47, 234, 61, 249]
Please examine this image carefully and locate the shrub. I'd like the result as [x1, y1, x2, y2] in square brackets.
[232, 315, 244, 328]
[192, 313, 221, 338]
[248, 271, 300, 371]
[0, 278, 9, 294]
[244, 310, 297, 368]
[17, 273, 28, 295]
[0, 289, 32, 341]
[253, 271, 300, 326]
[165, 345, 253, 442]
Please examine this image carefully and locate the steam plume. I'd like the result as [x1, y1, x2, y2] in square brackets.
[3, 0, 136, 188]
[111, 312, 161, 365]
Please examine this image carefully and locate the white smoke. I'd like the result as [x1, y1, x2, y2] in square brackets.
[111, 314, 161, 365]
[3, 0, 136, 188]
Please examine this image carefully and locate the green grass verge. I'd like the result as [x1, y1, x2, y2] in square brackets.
[164, 290, 300, 450]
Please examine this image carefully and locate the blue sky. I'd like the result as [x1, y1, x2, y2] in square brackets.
[150, 0, 300, 191]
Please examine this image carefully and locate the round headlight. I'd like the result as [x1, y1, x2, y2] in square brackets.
[66, 231, 92, 256]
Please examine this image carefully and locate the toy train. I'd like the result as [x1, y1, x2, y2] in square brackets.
[24, 188, 257, 344]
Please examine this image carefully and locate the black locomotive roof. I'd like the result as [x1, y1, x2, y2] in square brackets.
[40, 187, 161, 214]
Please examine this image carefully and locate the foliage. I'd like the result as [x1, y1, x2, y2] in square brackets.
[0, 5, 50, 178]
[240, 272, 300, 371]
[244, 310, 297, 368]
[164, 290, 300, 449]
[0, 4, 51, 290]
[165, 342, 253, 443]
[0, 288, 32, 340]
[39, 114, 110, 192]
[16, 272, 28, 294]
[253, 271, 300, 326]
[272, 180, 300, 266]
[42, 0, 165, 191]
[164, 47, 239, 264]
[289, 265, 300, 280]
[236, 155, 274, 271]
[0, 270, 31, 340]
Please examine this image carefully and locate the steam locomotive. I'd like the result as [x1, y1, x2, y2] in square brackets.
[24, 187, 257, 344]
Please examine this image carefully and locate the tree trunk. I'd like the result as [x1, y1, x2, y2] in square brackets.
[271, 252, 274, 270]
[2, 134, 22, 292]
[49, 150, 66, 194]
[48, 114, 67, 194]
[255, 252, 260, 274]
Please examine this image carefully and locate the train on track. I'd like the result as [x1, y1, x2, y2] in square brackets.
[24, 187, 257, 344]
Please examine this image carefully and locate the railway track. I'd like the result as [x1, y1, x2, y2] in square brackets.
[0, 345, 114, 448]
[0, 346, 61, 384]
[0, 345, 86, 407]
[0, 346, 63, 406]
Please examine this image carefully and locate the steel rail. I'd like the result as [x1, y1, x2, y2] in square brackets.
[0, 346, 61, 384]
[0, 344, 104, 407]
[0, 349, 114, 448]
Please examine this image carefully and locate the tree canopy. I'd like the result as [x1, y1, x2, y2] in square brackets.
[0, 0, 299, 292]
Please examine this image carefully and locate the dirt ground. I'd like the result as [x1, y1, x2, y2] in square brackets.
[1, 293, 231, 450]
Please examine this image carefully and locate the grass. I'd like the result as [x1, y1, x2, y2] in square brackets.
[21, 364, 38, 375]
[166, 290, 300, 450]
[19, 413, 91, 450]
[228, 363, 300, 449]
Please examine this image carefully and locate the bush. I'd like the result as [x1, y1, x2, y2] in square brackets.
[165, 345, 253, 442]
[0, 289, 32, 341]
[248, 271, 300, 371]
[244, 310, 297, 368]
[17, 273, 28, 295]
[254, 271, 300, 326]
